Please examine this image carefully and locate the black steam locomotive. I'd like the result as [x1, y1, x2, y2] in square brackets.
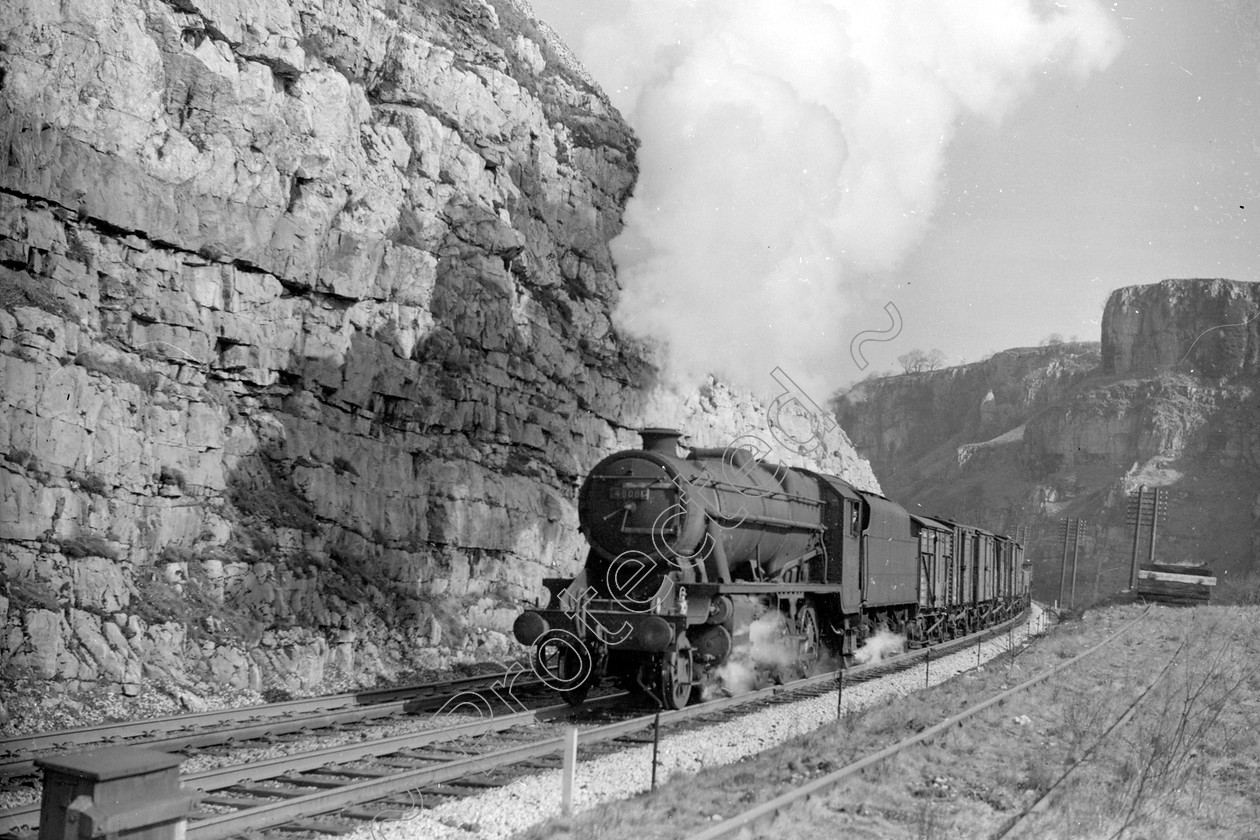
[513, 429, 1029, 708]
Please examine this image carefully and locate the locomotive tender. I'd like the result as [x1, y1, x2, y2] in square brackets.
[514, 429, 1029, 709]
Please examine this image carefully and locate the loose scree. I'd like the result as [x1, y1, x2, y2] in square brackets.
[514, 426, 1030, 709]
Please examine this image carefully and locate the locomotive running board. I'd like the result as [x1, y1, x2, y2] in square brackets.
[694, 582, 847, 595]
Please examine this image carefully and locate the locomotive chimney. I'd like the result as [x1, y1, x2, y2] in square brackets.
[640, 428, 685, 455]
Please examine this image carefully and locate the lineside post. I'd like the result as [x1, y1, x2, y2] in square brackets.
[1148, 488, 1167, 565]
[1069, 519, 1085, 609]
[1128, 485, 1145, 590]
[650, 710, 661, 791]
[1059, 518, 1071, 606]
[561, 726, 578, 814]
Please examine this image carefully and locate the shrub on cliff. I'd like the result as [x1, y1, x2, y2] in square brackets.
[58, 534, 119, 560]
[70, 471, 109, 495]
[226, 465, 318, 533]
[75, 350, 159, 393]
[0, 269, 72, 319]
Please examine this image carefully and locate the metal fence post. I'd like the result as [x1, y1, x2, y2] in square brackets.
[836, 669, 844, 717]
[650, 710, 661, 791]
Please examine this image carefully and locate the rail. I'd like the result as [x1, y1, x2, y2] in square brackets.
[993, 630, 1183, 838]
[686, 604, 1149, 840]
[2, 610, 1034, 837]
[0, 668, 541, 778]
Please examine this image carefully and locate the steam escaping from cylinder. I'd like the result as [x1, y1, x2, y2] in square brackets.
[576, 0, 1123, 390]
[703, 598, 801, 697]
[853, 627, 906, 665]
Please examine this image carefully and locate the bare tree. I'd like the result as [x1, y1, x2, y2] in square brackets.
[897, 348, 946, 373]
[897, 348, 928, 373]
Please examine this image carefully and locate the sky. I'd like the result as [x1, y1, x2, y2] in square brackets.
[529, 0, 1259, 394]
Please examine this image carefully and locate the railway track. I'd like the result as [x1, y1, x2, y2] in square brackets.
[0, 668, 545, 780]
[7, 612, 1033, 840]
[2, 611, 1033, 839]
[686, 604, 1147, 840]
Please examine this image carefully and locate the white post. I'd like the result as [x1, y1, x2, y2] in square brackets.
[561, 726, 579, 815]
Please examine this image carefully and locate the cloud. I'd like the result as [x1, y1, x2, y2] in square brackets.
[580, 0, 1123, 391]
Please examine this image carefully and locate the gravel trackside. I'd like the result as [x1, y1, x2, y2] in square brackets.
[348, 608, 1046, 840]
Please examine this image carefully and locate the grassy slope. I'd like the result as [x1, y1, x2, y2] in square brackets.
[521, 603, 1260, 840]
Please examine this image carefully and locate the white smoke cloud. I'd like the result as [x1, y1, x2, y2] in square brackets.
[704, 604, 803, 697]
[580, 0, 1122, 390]
[853, 627, 906, 665]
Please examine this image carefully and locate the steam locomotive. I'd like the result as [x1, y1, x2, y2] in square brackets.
[513, 429, 1029, 709]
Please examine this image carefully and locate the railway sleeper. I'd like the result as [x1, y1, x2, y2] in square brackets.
[274, 772, 358, 788]
[612, 734, 656, 744]
[315, 765, 393, 778]
[273, 817, 358, 835]
[372, 756, 463, 769]
[517, 756, 564, 769]
[339, 804, 428, 820]
[416, 782, 504, 797]
[444, 776, 510, 788]
[227, 781, 314, 798]
[395, 749, 472, 762]
[197, 794, 270, 808]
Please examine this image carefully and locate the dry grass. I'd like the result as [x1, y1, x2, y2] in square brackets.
[520, 604, 1260, 840]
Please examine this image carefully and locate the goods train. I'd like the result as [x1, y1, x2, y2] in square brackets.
[513, 429, 1029, 709]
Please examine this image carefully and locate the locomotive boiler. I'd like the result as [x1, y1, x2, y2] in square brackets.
[514, 429, 1028, 709]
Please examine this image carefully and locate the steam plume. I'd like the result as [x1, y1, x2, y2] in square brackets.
[706, 603, 801, 697]
[853, 627, 906, 665]
[580, 0, 1122, 390]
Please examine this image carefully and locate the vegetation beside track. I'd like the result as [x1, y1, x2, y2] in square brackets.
[522, 603, 1260, 840]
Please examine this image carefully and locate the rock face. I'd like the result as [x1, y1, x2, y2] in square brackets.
[1103, 279, 1260, 378]
[835, 343, 1101, 494]
[835, 280, 1260, 603]
[0, 0, 877, 700]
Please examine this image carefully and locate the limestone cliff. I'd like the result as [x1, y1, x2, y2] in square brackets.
[1103, 278, 1260, 378]
[834, 279, 1260, 604]
[0, 0, 877, 703]
[836, 342, 1101, 493]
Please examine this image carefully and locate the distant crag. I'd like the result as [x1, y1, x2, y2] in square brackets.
[1102, 278, 1260, 377]
[834, 279, 1260, 603]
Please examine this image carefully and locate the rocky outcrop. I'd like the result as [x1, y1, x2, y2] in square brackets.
[835, 343, 1101, 489]
[1103, 278, 1260, 377]
[834, 280, 1260, 603]
[0, 0, 876, 703]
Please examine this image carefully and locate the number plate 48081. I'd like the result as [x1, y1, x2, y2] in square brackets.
[609, 486, 649, 501]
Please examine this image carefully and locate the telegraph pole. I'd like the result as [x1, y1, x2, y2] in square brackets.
[1148, 488, 1167, 564]
[1069, 518, 1085, 609]
[1128, 485, 1145, 589]
[1058, 518, 1070, 607]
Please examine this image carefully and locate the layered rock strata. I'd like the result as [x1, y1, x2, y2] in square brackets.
[835, 343, 1101, 492]
[0, 0, 877, 701]
[1103, 278, 1260, 377]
